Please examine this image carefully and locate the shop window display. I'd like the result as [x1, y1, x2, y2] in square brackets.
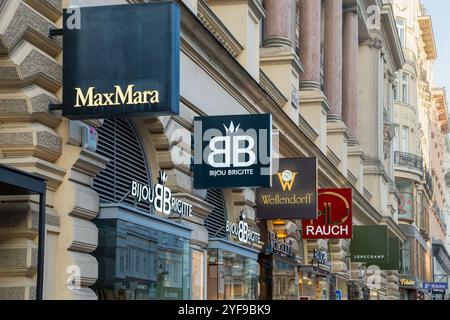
[93, 219, 191, 300]
[207, 248, 258, 300]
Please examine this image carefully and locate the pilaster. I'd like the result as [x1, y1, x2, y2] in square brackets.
[299, 89, 330, 153]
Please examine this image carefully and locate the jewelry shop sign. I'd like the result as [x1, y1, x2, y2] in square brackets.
[193, 114, 272, 189]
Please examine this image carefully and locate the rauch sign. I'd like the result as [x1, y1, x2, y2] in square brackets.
[62, 2, 180, 119]
[302, 188, 352, 239]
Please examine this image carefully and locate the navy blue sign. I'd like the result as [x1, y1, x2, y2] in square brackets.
[423, 282, 448, 290]
[193, 114, 272, 189]
[62, 2, 180, 119]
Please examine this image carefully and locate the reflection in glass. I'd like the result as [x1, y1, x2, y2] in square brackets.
[207, 249, 258, 300]
[92, 219, 190, 300]
[192, 250, 205, 300]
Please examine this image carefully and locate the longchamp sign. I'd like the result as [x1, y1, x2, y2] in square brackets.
[62, 2, 180, 119]
[350, 225, 389, 264]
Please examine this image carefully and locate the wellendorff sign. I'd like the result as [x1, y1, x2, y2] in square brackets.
[257, 158, 317, 220]
[62, 2, 180, 119]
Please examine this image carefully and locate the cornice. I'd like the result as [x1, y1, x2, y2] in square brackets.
[197, 0, 244, 58]
[176, 0, 383, 225]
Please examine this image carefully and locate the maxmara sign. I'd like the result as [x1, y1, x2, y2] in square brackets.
[62, 2, 180, 119]
[131, 171, 193, 217]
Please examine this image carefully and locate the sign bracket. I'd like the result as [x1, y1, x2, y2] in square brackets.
[48, 27, 63, 38]
[49, 104, 63, 111]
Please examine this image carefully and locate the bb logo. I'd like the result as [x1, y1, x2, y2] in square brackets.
[208, 122, 256, 168]
[276, 170, 298, 192]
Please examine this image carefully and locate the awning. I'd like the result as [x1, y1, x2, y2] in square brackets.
[0, 164, 46, 300]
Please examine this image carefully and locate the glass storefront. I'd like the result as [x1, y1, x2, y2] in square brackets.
[259, 254, 298, 300]
[93, 218, 191, 300]
[298, 267, 330, 300]
[335, 277, 349, 300]
[207, 246, 258, 300]
[192, 250, 206, 300]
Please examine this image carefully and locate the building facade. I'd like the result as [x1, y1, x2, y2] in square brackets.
[0, 0, 447, 300]
[392, 0, 450, 300]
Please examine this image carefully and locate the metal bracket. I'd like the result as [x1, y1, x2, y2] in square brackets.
[49, 104, 62, 111]
[48, 28, 63, 38]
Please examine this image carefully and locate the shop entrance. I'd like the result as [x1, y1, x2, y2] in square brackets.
[0, 164, 46, 300]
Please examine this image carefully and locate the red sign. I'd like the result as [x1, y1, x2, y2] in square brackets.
[302, 188, 352, 239]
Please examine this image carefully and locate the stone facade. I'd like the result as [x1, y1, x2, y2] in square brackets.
[0, 0, 446, 300]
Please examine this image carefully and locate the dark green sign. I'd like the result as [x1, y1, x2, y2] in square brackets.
[376, 237, 400, 271]
[350, 225, 388, 264]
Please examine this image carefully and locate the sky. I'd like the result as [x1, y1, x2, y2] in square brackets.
[421, 0, 450, 91]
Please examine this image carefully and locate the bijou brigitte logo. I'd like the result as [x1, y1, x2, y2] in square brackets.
[131, 171, 192, 217]
[195, 120, 273, 177]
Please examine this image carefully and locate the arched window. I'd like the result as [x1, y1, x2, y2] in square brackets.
[204, 189, 228, 239]
[93, 118, 152, 213]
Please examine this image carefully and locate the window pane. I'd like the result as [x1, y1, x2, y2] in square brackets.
[402, 127, 409, 152]
[93, 219, 191, 300]
[192, 250, 205, 300]
[397, 179, 414, 219]
[207, 248, 258, 300]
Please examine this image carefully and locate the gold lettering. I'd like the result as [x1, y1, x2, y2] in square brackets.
[75, 87, 94, 107]
[74, 85, 160, 107]
[93, 93, 103, 106]
[150, 90, 159, 104]
[115, 84, 134, 104]
[133, 91, 144, 104]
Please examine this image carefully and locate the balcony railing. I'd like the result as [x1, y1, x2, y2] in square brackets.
[424, 168, 433, 194]
[394, 151, 423, 173]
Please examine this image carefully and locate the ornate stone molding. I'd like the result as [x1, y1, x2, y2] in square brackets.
[259, 69, 288, 108]
[197, 0, 244, 58]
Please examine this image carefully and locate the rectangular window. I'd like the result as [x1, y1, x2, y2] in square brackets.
[400, 238, 411, 275]
[396, 17, 406, 47]
[397, 179, 414, 220]
[394, 125, 400, 152]
[394, 72, 400, 101]
[402, 126, 409, 153]
[402, 73, 409, 104]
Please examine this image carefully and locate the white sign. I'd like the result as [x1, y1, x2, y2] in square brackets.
[131, 171, 193, 217]
[226, 219, 261, 245]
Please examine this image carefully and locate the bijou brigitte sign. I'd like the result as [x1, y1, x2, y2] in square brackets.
[193, 114, 272, 189]
[226, 212, 261, 245]
[131, 171, 192, 217]
[62, 2, 180, 119]
[302, 188, 353, 239]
